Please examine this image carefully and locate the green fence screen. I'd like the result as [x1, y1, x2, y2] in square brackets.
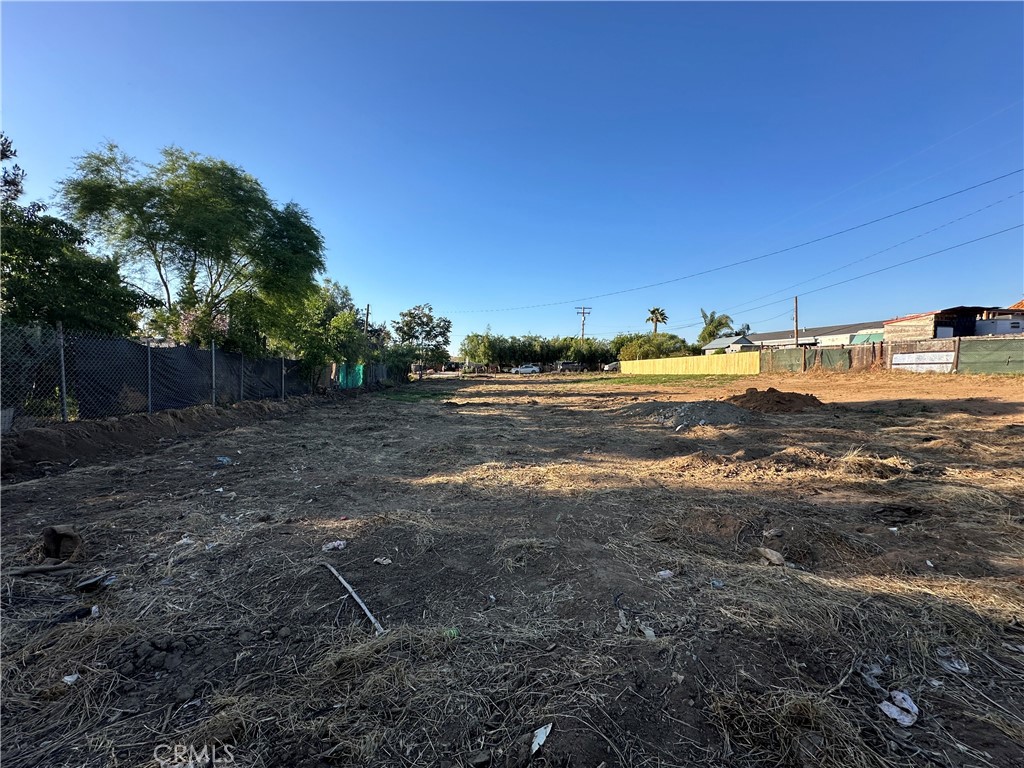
[762, 348, 804, 372]
[337, 363, 364, 389]
[816, 348, 851, 370]
[958, 339, 1024, 374]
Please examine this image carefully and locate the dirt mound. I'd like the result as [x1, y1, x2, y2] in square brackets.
[0, 392, 360, 480]
[726, 387, 823, 413]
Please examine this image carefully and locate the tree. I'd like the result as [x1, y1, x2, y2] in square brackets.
[275, 280, 367, 388]
[1, 134, 151, 334]
[392, 304, 452, 369]
[736, 322, 752, 336]
[1, 133, 26, 204]
[618, 332, 690, 361]
[59, 143, 325, 345]
[697, 308, 735, 346]
[645, 307, 668, 334]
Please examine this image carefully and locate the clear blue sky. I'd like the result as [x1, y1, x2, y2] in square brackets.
[4, 2, 1022, 350]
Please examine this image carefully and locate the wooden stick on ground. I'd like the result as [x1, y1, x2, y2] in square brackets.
[5, 563, 80, 577]
[321, 562, 386, 636]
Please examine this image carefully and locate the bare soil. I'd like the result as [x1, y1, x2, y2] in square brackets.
[2, 371, 1022, 768]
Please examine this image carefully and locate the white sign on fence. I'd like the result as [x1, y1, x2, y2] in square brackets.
[891, 351, 955, 373]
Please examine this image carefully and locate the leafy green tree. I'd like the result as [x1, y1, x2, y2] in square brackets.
[645, 307, 668, 334]
[618, 332, 691, 361]
[392, 304, 452, 368]
[1, 133, 26, 204]
[276, 280, 367, 387]
[736, 322, 752, 336]
[697, 308, 735, 346]
[1, 134, 151, 334]
[59, 143, 324, 345]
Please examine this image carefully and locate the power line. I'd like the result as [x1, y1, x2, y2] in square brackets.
[718, 225, 1023, 317]
[590, 224, 1023, 338]
[603, 191, 1022, 335]
[657, 190, 1023, 330]
[445, 169, 1023, 314]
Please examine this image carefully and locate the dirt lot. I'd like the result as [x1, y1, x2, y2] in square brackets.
[2, 371, 1022, 768]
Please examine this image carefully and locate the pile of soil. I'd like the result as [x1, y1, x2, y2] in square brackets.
[0, 392, 362, 481]
[726, 387, 823, 413]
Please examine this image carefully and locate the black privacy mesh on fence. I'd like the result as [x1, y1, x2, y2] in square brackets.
[1, 321, 310, 432]
[1, 322, 63, 431]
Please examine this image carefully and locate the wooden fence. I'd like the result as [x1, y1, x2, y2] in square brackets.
[618, 337, 1022, 377]
[620, 351, 761, 376]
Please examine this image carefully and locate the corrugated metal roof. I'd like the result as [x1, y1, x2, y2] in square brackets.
[747, 321, 885, 343]
[702, 335, 751, 350]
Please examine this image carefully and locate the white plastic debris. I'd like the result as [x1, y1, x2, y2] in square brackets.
[90, 605, 101, 619]
[531, 723, 553, 754]
[321, 540, 348, 552]
[926, 560, 934, 567]
[936, 647, 970, 674]
[373, 557, 392, 565]
[175, 536, 194, 546]
[888, 527, 899, 534]
[638, 620, 656, 640]
[656, 569, 674, 580]
[62, 673, 80, 685]
[879, 690, 919, 727]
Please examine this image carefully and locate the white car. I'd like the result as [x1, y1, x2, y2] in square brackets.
[513, 364, 541, 374]
[602, 361, 621, 372]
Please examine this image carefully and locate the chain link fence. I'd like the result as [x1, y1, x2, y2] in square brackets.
[1, 320, 321, 434]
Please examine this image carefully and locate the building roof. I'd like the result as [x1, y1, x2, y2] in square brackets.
[1009, 298, 1024, 310]
[702, 334, 751, 351]
[746, 321, 885, 343]
[882, 306, 1004, 325]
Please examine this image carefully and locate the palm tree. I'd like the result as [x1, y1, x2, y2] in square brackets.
[645, 307, 668, 334]
[736, 322, 752, 336]
[697, 308, 734, 346]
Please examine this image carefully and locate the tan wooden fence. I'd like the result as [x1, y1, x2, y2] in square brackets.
[620, 351, 761, 376]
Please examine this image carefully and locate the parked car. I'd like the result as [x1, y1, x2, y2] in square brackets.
[512, 363, 541, 374]
[555, 361, 584, 372]
[602, 361, 621, 372]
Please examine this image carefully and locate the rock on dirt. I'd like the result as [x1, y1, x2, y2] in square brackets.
[725, 387, 823, 413]
[632, 400, 757, 430]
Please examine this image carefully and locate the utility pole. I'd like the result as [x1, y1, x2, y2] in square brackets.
[793, 296, 799, 348]
[576, 306, 591, 341]
[364, 304, 371, 334]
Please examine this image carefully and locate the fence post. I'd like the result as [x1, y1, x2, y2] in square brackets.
[952, 336, 962, 373]
[211, 339, 217, 406]
[56, 322, 69, 423]
[800, 346, 807, 373]
[147, 340, 153, 414]
[240, 352, 244, 402]
[281, 356, 286, 401]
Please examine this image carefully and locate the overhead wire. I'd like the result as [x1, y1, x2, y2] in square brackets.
[444, 169, 1023, 314]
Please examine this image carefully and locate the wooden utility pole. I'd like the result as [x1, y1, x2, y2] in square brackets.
[576, 306, 591, 341]
[793, 296, 799, 348]
[364, 304, 371, 334]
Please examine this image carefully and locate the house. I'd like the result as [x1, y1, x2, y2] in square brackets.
[883, 306, 1022, 342]
[701, 335, 756, 355]
[745, 321, 885, 349]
